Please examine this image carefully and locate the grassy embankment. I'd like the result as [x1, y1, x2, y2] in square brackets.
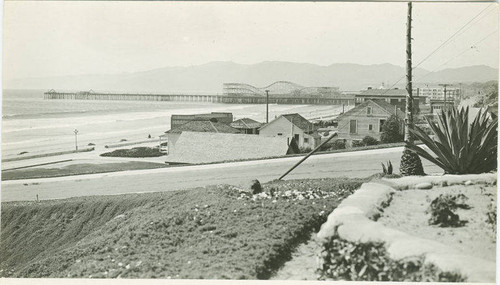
[3, 143, 404, 181]
[0, 178, 363, 279]
[1, 162, 168, 181]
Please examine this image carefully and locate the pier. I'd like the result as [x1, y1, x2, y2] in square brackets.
[43, 90, 355, 105]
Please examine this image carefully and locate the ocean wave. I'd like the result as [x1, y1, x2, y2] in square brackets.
[2, 110, 92, 119]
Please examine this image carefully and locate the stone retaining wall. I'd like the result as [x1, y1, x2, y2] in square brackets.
[316, 173, 497, 282]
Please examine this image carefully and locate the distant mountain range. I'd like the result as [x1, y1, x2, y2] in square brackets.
[4, 61, 498, 93]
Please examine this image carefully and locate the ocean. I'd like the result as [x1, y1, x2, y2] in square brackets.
[1, 89, 348, 159]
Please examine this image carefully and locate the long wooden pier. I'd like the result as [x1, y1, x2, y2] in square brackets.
[43, 90, 355, 105]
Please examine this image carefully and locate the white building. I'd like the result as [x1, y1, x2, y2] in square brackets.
[259, 113, 320, 149]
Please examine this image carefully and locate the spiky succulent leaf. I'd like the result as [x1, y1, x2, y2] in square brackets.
[407, 107, 497, 174]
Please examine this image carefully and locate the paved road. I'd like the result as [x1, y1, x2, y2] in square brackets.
[1, 147, 442, 202]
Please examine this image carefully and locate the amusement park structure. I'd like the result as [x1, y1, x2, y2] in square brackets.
[222, 81, 342, 98]
[44, 81, 355, 105]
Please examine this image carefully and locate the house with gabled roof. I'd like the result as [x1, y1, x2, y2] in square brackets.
[336, 99, 405, 146]
[164, 120, 240, 155]
[259, 113, 320, 149]
[230, 118, 263, 134]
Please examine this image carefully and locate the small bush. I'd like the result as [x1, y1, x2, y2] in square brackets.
[318, 238, 465, 281]
[362, 136, 379, 146]
[352, 140, 364, 148]
[119, 139, 127, 142]
[320, 139, 346, 151]
[299, 147, 312, 153]
[427, 194, 469, 227]
[486, 201, 496, 233]
[87, 143, 95, 146]
[381, 161, 393, 175]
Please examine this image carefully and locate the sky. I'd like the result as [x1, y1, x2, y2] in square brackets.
[2, 1, 499, 81]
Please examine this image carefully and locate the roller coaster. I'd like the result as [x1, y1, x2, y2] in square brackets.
[223, 81, 342, 98]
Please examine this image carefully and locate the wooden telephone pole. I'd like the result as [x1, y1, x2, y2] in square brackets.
[265, 90, 270, 123]
[404, 1, 414, 143]
[400, 1, 424, 176]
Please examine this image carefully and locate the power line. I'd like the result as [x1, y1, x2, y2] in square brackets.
[412, 3, 493, 70]
[373, 4, 494, 98]
[415, 29, 498, 83]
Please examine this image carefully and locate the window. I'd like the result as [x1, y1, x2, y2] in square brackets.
[304, 137, 309, 143]
[350, 120, 357, 134]
[277, 133, 283, 136]
[379, 119, 386, 132]
[294, 134, 300, 141]
[369, 124, 373, 131]
[367, 106, 372, 115]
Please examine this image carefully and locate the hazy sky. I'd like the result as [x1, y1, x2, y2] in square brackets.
[3, 1, 498, 81]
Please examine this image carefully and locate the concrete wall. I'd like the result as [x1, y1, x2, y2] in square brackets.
[166, 133, 181, 154]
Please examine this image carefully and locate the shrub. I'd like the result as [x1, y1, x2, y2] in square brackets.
[486, 201, 496, 233]
[427, 194, 469, 227]
[318, 238, 465, 281]
[406, 107, 498, 174]
[352, 140, 364, 148]
[362, 136, 379, 146]
[299, 147, 312, 153]
[381, 161, 393, 175]
[380, 115, 404, 143]
[319, 139, 346, 151]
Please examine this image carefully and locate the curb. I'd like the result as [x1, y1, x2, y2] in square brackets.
[316, 176, 496, 282]
[2, 147, 95, 163]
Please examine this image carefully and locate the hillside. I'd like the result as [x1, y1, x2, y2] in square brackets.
[0, 179, 362, 279]
[4, 62, 498, 93]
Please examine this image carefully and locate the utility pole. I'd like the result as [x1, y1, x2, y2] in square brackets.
[439, 84, 450, 111]
[404, 1, 414, 143]
[74, 129, 79, 151]
[459, 83, 463, 102]
[265, 90, 270, 123]
[400, 1, 424, 176]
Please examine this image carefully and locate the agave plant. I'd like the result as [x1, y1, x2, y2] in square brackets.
[406, 107, 497, 174]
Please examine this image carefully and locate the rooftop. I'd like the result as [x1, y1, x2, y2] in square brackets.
[230, 118, 263, 129]
[337, 99, 405, 120]
[166, 120, 240, 134]
[358, 88, 409, 97]
[263, 113, 316, 133]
